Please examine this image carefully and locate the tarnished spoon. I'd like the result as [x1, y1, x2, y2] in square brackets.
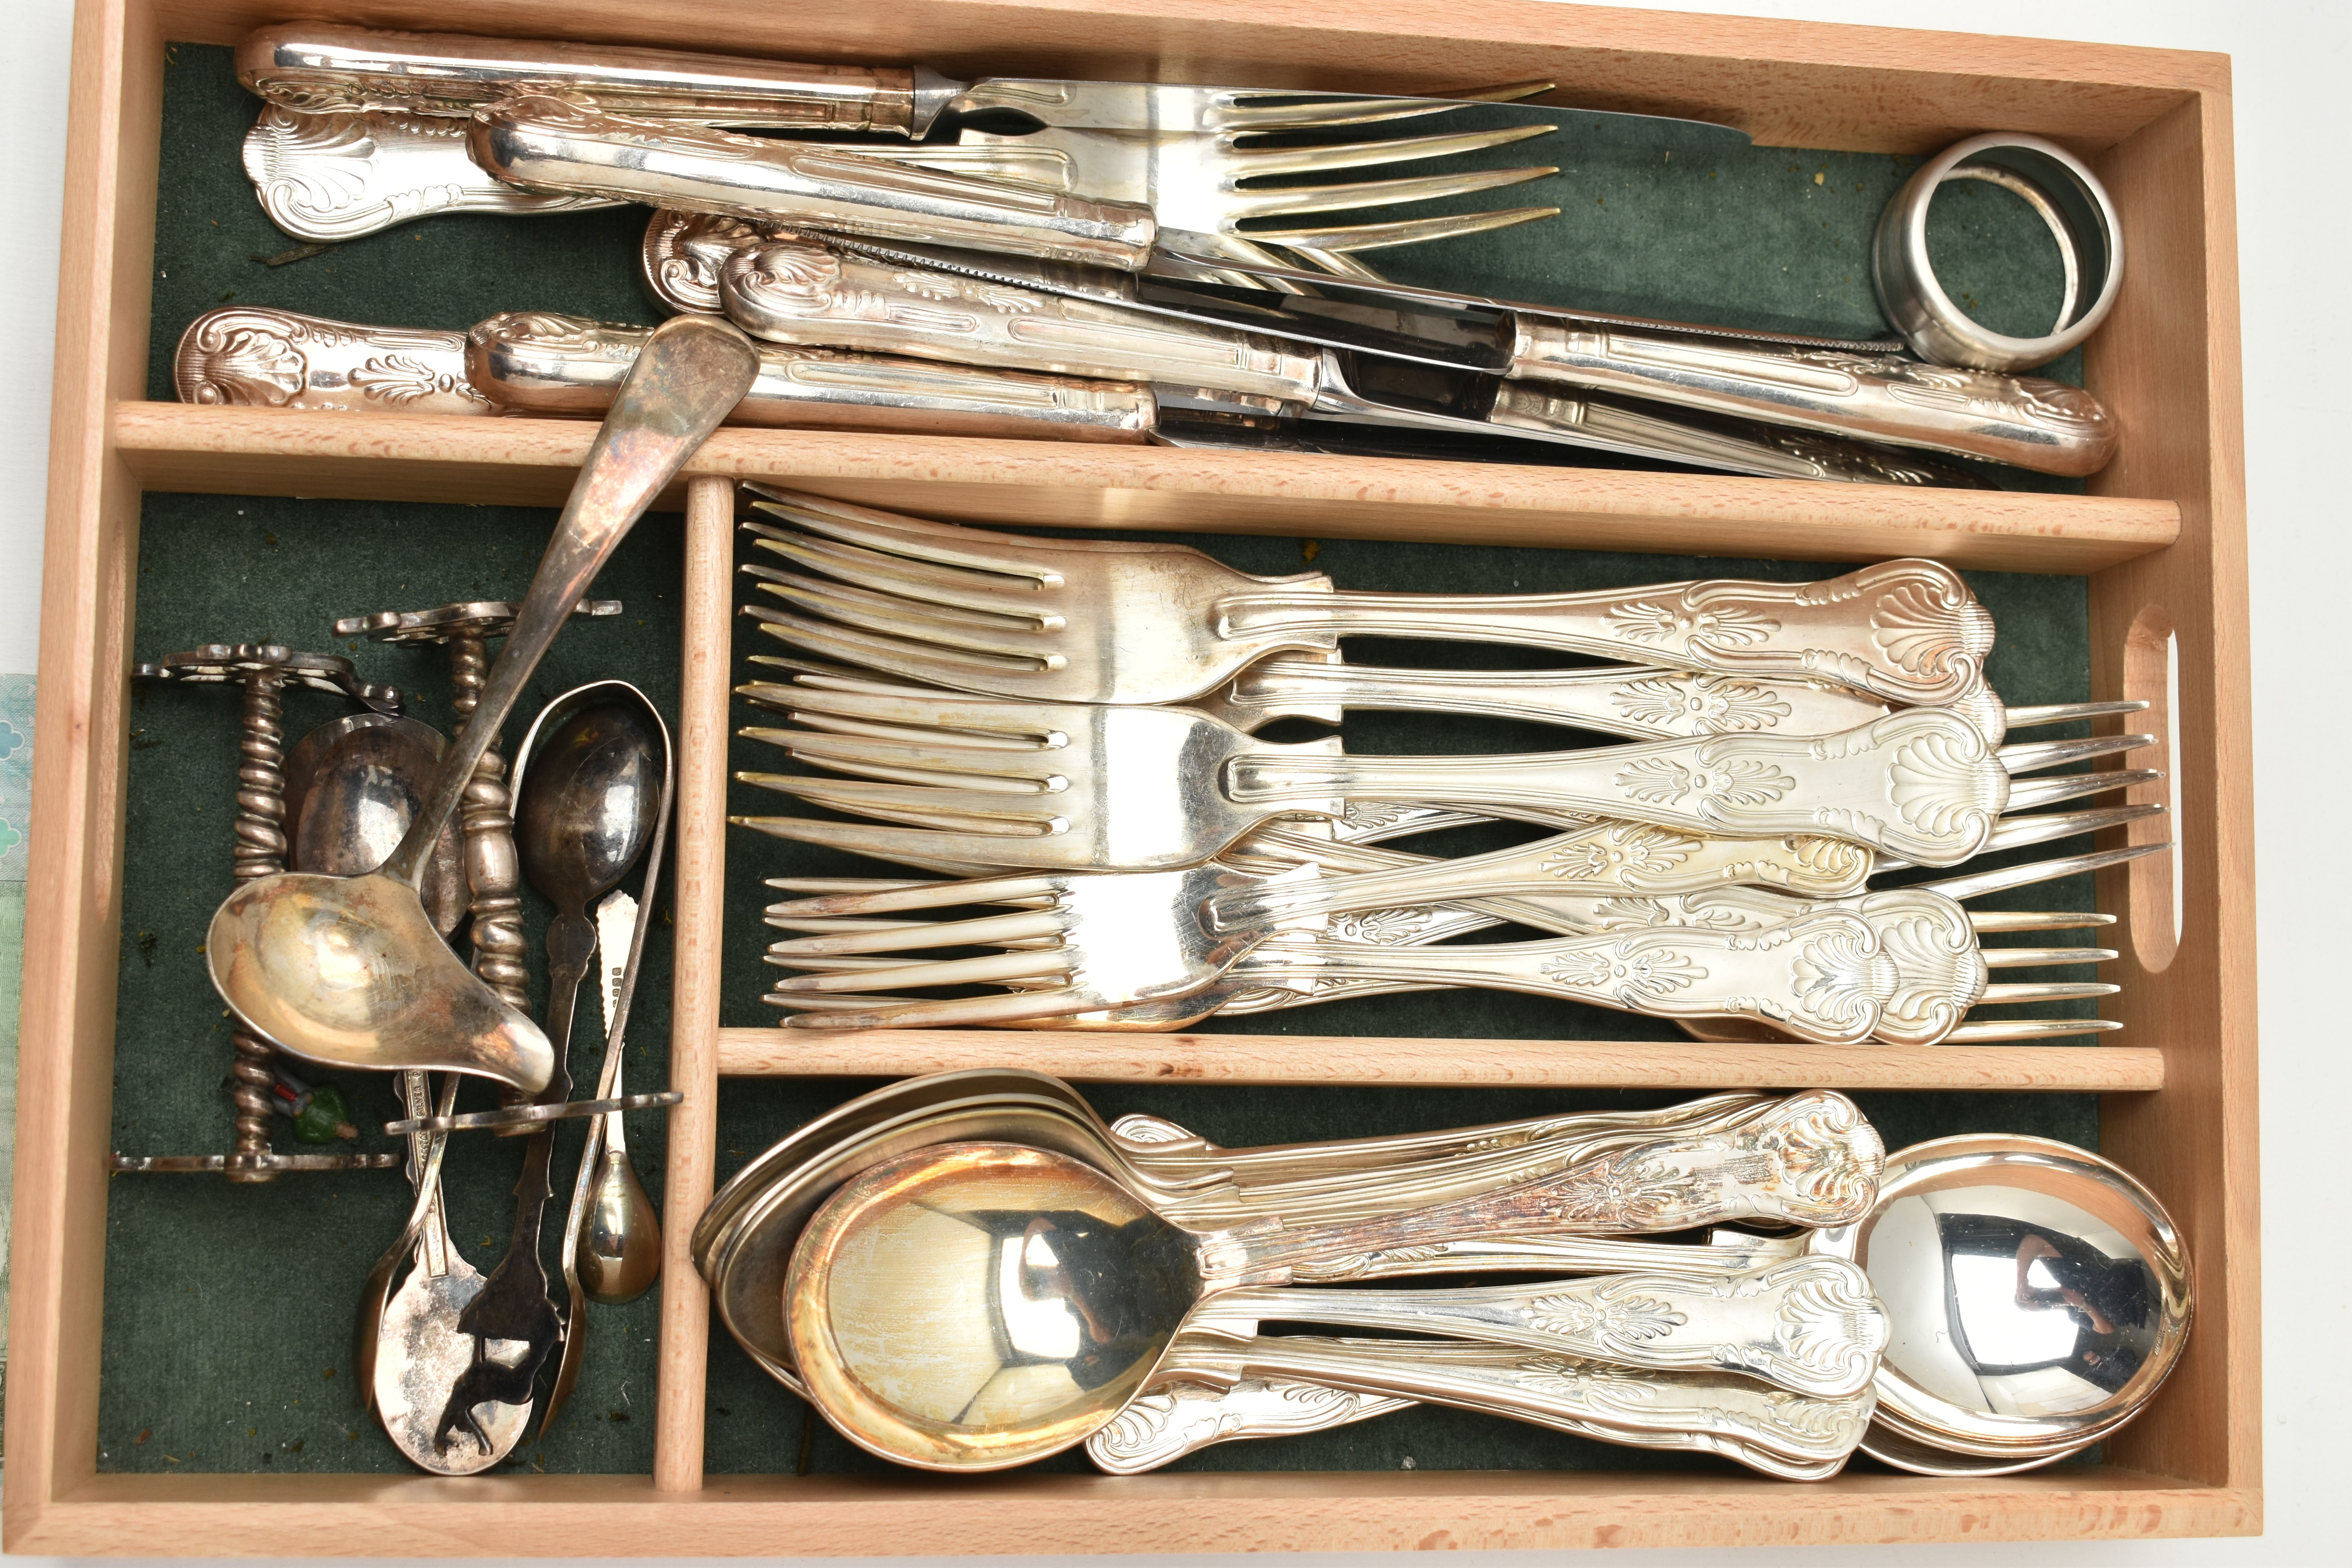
[283, 713, 526, 1465]
[205, 313, 758, 1093]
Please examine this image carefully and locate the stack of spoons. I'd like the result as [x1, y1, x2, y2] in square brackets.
[694, 1071, 2190, 1479]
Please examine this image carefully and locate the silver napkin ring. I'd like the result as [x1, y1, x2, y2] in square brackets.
[1872, 133, 2122, 372]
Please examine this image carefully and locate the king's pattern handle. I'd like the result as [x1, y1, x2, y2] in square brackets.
[717, 235, 1321, 401]
[467, 310, 1154, 442]
[471, 100, 1156, 270]
[240, 24, 926, 132]
[1187, 1257, 1887, 1399]
[1508, 320, 2119, 478]
[1212, 559, 1994, 706]
[1232, 708, 2010, 866]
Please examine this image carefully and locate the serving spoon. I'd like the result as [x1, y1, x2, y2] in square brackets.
[205, 313, 758, 1094]
[780, 1092, 1883, 1470]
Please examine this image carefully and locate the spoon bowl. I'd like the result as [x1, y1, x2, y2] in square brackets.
[209, 869, 555, 1089]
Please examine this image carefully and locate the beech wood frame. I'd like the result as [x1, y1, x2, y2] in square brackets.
[8, 0, 2255, 1552]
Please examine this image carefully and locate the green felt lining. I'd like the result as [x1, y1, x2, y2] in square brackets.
[101, 42, 2106, 1482]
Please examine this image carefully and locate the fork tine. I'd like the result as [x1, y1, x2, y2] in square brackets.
[745, 701, 1044, 752]
[1244, 205, 1562, 253]
[765, 875, 942, 894]
[1223, 164, 1558, 221]
[751, 575, 1059, 661]
[756, 728, 1065, 788]
[750, 655, 944, 691]
[1914, 840, 2169, 902]
[1976, 980, 2122, 1004]
[1210, 93, 1523, 133]
[768, 683, 1076, 740]
[748, 607, 1051, 681]
[771, 907, 1074, 956]
[746, 563, 1041, 640]
[736, 773, 1069, 832]
[768, 875, 1067, 917]
[1980, 947, 2120, 967]
[2005, 767, 2161, 811]
[1967, 910, 2117, 931]
[744, 488, 1070, 584]
[745, 527, 1059, 620]
[732, 813, 1075, 867]
[1866, 801, 2162, 872]
[771, 949, 1076, 992]
[1997, 733, 2155, 775]
[1940, 1018, 2123, 1042]
[778, 986, 1102, 1029]
[2002, 699, 2151, 730]
[1229, 123, 1555, 180]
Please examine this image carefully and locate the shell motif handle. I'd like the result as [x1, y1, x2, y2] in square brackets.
[1132, 1336, 1871, 1480]
[1087, 1377, 1413, 1474]
[1212, 558, 1994, 707]
[1200, 1092, 1884, 1285]
[1484, 381, 1985, 487]
[1188, 1257, 1887, 1399]
[717, 235, 1321, 403]
[468, 310, 1154, 443]
[238, 23, 924, 132]
[1509, 320, 2119, 478]
[470, 99, 1155, 270]
[1205, 817, 1878, 939]
[1209, 659, 1899, 739]
[1233, 708, 2009, 867]
[174, 307, 489, 416]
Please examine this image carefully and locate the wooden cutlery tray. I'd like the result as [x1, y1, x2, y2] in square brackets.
[9, 0, 2253, 1553]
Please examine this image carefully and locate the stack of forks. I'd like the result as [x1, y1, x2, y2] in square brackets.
[730, 486, 2165, 1045]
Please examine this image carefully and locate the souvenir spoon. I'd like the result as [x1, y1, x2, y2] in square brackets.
[205, 313, 758, 1094]
[281, 713, 525, 1464]
[781, 1092, 1882, 1470]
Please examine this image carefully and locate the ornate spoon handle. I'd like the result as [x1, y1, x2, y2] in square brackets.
[1213, 558, 1993, 706]
[1232, 708, 2009, 866]
[1187, 1258, 1885, 1399]
[1199, 1093, 1882, 1286]
[1129, 1336, 1871, 1479]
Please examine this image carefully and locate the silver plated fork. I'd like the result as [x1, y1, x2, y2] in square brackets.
[731, 676, 2146, 871]
[737, 488, 1997, 708]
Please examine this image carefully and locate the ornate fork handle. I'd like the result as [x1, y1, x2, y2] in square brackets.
[1198, 1093, 1882, 1285]
[1507, 321, 2117, 477]
[1234, 708, 2007, 866]
[239, 22, 924, 131]
[471, 100, 1157, 270]
[1136, 1336, 1871, 1479]
[1187, 1257, 1884, 1399]
[1213, 558, 1993, 706]
[1214, 659, 1901, 738]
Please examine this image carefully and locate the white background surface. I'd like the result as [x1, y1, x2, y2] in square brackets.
[1, 0, 2345, 1563]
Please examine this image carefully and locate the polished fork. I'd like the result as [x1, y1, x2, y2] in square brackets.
[844, 117, 1562, 263]
[735, 487, 1997, 708]
[730, 681, 2147, 871]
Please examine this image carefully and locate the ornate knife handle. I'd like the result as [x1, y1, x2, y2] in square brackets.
[470, 99, 1155, 270]
[1510, 320, 2118, 478]
[1200, 1092, 1883, 1285]
[1235, 707, 2009, 866]
[238, 23, 923, 132]
[1188, 1257, 1886, 1400]
[1138, 1336, 1871, 1479]
[1214, 558, 1994, 706]
[718, 234, 1320, 403]
[175, 307, 490, 417]
[1209, 659, 1900, 739]
[1485, 381, 1988, 488]
[468, 310, 1154, 443]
